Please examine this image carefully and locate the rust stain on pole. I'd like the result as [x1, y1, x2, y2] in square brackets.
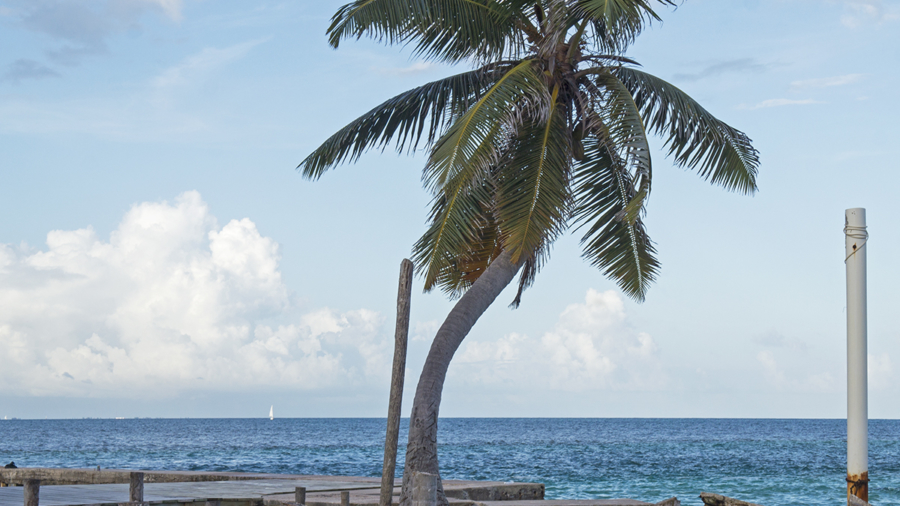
[847, 471, 868, 503]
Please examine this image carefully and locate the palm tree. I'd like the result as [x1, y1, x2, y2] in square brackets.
[299, 1, 760, 505]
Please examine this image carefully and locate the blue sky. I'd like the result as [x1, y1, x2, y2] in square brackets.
[1, 0, 898, 419]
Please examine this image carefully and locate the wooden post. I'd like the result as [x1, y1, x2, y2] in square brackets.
[295, 486, 306, 505]
[129, 472, 144, 503]
[23, 479, 39, 506]
[380, 259, 413, 506]
[410, 472, 438, 506]
[341, 490, 350, 506]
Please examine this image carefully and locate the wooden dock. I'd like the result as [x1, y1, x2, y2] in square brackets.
[0, 478, 380, 506]
[0, 469, 650, 506]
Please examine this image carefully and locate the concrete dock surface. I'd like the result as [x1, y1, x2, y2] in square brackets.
[0, 469, 652, 506]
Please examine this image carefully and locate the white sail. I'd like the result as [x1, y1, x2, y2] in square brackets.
[269, 405, 274, 420]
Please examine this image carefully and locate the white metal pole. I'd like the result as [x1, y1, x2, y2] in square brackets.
[845, 208, 868, 503]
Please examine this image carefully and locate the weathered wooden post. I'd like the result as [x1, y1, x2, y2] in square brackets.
[845, 208, 869, 504]
[341, 490, 350, 506]
[380, 259, 413, 506]
[23, 479, 39, 506]
[295, 486, 307, 505]
[410, 472, 438, 506]
[129, 472, 144, 503]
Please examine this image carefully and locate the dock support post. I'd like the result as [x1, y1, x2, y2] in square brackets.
[23, 479, 39, 506]
[410, 472, 437, 506]
[341, 490, 350, 506]
[845, 208, 869, 504]
[295, 486, 306, 505]
[129, 472, 144, 503]
[380, 259, 413, 506]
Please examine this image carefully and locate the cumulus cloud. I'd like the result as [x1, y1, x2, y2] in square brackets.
[452, 289, 666, 391]
[0, 192, 389, 398]
[5, 0, 183, 66]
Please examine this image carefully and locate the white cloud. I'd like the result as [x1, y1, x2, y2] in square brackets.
[452, 289, 667, 391]
[756, 350, 837, 392]
[869, 352, 893, 390]
[839, 0, 900, 27]
[791, 74, 864, 89]
[374, 62, 435, 76]
[153, 39, 267, 90]
[411, 320, 439, 342]
[739, 98, 822, 110]
[0, 192, 389, 398]
[147, 0, 183, 21]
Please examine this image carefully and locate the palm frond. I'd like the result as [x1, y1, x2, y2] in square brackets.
[298, 62, 514, 179]
[418, 188, 504, 297]
[572, 0, 674, 52]
[613, 67, 760, 194]
[497, 86, 572, 264]
[327, 0, 530, 63]
[423, 59, 547, 192]
[592, 69, 652, 223]
[572, 131, 659, 301]
[412, 166, 498, 292]
[411, 60, 548, 291]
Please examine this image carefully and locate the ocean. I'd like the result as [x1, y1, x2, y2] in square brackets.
[1, 418, 898, 506]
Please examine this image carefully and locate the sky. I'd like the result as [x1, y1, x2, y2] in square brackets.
[1, 0, 899, 419]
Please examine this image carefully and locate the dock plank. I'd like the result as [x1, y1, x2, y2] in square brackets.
[0, 479, 380, 506]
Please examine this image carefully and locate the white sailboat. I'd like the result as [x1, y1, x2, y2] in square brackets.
[269, 405, 274, 420]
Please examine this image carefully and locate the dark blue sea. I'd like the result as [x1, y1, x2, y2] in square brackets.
[1, 419, 898, 506]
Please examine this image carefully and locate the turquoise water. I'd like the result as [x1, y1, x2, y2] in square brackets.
[1, 418, 897, 505]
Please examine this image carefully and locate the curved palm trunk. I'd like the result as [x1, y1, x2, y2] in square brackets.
[399, 250, 524, 506]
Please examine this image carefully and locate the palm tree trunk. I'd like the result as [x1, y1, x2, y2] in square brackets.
[399, 249, 524, 506]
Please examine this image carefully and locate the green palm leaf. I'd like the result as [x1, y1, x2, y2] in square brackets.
[327, 0, 529, 63]
[497, 86, 572, 264]
[572, 131, 659, 301]
[613, 67, 760, 194]
[592, 69, 652, 224]
[413, 180, 501, 296]
[573, 0, 674, 51]
[423, 59, 546, 191]
[415, 60, 547, 290]
[298, 63, 514, 179]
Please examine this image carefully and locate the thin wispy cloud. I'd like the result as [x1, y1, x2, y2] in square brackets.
[6, 0, 183, 66]
[672, 58, 768, 82]
[1, 59, 61, 84]
[791, 74, 864, 89]
[840, 0, 900, 27]
[374, 62, 435, 76]
[739, 98, 821, 110]
[756, 350, 837, 392]
[752, 330, 808, 352]
[153, 39, 268, 89]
